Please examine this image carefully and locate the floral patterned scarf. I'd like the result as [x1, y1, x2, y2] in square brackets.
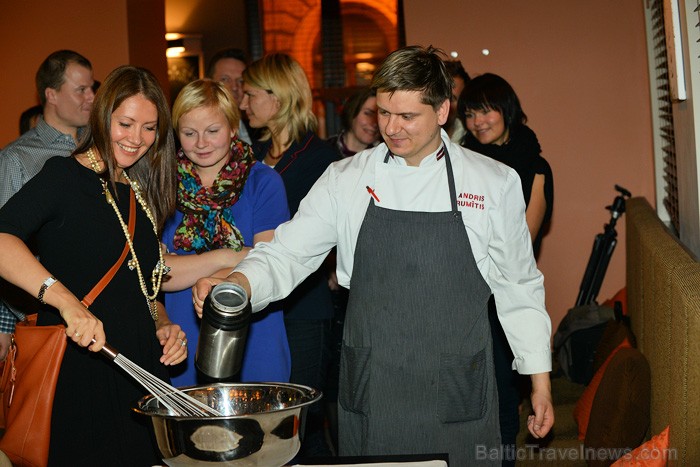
[173, 138, 255, 253]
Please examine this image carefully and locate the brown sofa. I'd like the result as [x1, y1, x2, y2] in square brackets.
[516, 197, 699, 466]
[625, 196, 700, 465]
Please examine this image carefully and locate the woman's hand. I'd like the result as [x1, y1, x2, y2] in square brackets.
[155, 306, 187, 365]
[61, 301, 105, 352]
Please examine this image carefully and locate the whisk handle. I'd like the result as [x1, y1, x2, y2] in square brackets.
[91, 339, 119, 360]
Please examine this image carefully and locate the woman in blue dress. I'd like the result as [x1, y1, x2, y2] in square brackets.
[162, 79, 291, 386]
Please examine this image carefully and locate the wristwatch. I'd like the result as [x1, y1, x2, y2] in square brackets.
[38, 276, 58, 304]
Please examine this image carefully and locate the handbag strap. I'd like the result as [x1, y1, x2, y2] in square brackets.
[80, 188, 136, 307]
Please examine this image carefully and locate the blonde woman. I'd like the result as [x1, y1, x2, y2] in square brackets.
[162, 78, 291, 386]
[240, 53, 338, 456]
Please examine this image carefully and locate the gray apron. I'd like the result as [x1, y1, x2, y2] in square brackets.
[338, 148, 499, 465]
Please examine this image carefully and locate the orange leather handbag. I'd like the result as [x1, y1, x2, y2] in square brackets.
[0, 317, 66, 467]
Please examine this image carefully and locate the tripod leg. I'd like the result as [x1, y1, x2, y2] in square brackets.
[576, 234, 605, 306]
[586, 238, 617, 305]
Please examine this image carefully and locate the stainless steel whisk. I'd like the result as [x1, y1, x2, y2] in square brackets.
[98, 342, 223, 417]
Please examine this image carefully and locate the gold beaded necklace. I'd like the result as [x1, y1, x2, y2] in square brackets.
[85, 148, 166, 321]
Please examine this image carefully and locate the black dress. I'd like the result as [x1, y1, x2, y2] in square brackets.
[0, 156, 167, 466]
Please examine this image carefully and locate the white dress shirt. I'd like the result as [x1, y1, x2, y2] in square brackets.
[236, 131, 552, 374]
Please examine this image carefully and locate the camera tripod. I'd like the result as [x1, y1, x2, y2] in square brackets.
[574, 184, 632, 307]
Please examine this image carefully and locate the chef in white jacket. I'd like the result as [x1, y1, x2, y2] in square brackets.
[194, 45, 554, 465]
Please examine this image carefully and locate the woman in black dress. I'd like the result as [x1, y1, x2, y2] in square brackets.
[0, 66, 187, 466]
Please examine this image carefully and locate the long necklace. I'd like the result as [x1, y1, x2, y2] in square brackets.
[86, 148, 166, 321]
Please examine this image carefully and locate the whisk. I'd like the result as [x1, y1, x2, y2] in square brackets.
[98, 341, 223, 417]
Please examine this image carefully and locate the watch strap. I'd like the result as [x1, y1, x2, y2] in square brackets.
[38, 276, 58, 304]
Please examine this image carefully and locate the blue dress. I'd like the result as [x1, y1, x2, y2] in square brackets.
[163, 162, 291, 386]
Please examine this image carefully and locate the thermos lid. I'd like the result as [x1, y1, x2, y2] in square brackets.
[210, 283, 248, 314]
[202, 283, 252, 331]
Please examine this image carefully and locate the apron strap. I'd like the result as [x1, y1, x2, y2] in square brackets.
[443, 147, 458, 213]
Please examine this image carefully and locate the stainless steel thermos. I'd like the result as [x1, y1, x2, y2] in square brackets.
[195, 282, 252, 379]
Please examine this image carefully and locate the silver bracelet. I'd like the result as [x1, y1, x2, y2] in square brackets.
[38, 276, 58, 304]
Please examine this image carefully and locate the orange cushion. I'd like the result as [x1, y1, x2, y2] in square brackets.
[611, 425, 670, 466]
[573, 337, 632, 440]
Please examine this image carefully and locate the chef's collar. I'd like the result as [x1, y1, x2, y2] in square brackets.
[387, 144, 446, 167]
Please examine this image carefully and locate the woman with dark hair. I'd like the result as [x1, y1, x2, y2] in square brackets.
[0, 65, 186, 465]
[240, 52, 338, 456]
[459, 72, 554, 466]
[459, 73, 553, 252]
[327, 87, 379, 158]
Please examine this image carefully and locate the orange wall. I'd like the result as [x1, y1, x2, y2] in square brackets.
[127, 0, 169, 89]
[404, 0, 655, 332]
[0, 0, 167, 147]
[165, 0, 248, 67]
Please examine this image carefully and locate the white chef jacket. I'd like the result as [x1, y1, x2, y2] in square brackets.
[236, 130, 552, 375]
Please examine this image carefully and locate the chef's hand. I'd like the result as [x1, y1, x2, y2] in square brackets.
[155, 309, 187, 366]
[528, 372, 555, 438]
[192, 272, 251, 318]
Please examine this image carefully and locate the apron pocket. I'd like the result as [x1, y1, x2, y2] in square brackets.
[339, 344, 371, 415]
[437, 348, 487, 423]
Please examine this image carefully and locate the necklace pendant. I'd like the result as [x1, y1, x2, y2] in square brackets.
[155, 260, 171, 276]
[148, 299, 159, 321]
[128, 258, 136, 271]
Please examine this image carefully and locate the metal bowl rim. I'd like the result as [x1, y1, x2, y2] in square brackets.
[132, 381, 322, 420]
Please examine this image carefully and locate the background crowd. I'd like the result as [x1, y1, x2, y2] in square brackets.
[0, 45, 553, 465]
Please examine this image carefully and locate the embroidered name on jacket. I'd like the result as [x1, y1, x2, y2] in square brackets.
[458, 192, 485, 210]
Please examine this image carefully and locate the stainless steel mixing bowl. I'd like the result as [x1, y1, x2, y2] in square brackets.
[133, 382, 322, 466]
